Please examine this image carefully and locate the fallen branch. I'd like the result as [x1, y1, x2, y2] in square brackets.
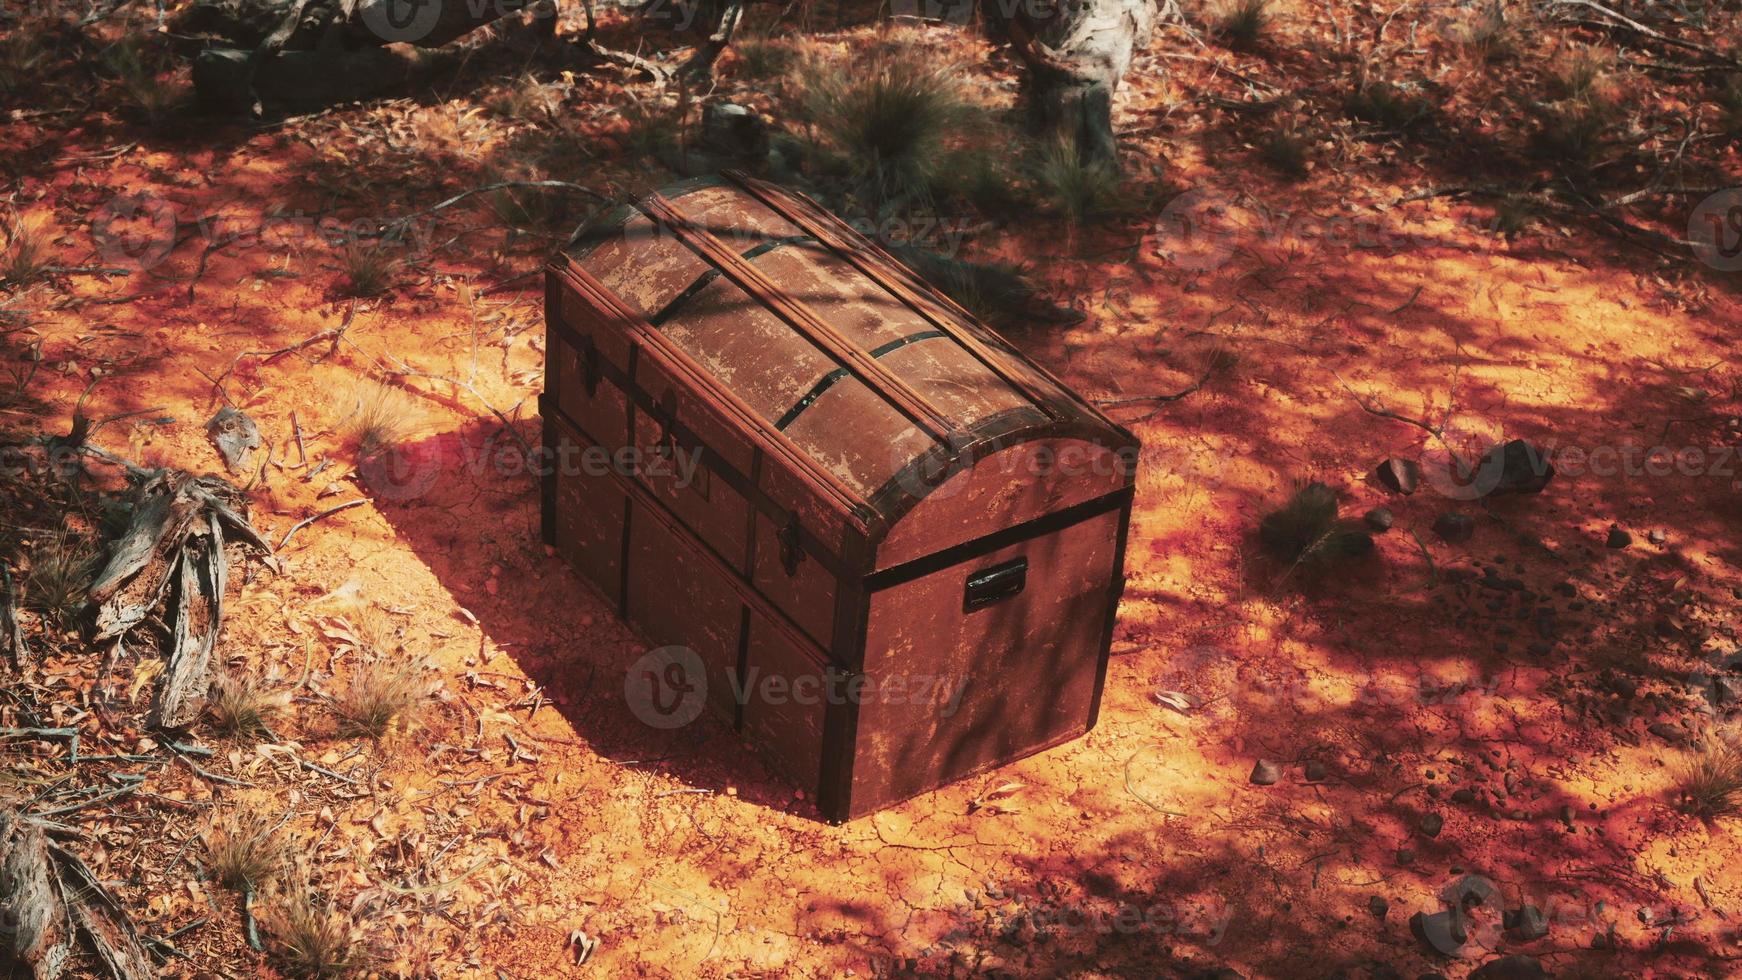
[277, 499, 367, 551]
[1551, 0, 1741, 66]
[204, 304, 356, 407]
[2, 561, 27, 667]
[1095, 351, 1230, 421]
[0, 811, 154, 980]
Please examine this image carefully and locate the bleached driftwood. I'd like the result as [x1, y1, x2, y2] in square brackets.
[86, 471, 276, 729]
[0, 811, 152, 980]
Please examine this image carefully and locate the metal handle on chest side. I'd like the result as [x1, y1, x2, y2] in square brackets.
[964, 557, 1028, 612]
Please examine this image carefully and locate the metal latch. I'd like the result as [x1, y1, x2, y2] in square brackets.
[964, 557, 1027, 612]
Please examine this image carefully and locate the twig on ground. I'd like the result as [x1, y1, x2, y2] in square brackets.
[277, 499, 367, 551]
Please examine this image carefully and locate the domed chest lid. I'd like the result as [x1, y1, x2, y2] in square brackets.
[563, 172, 1129, 520]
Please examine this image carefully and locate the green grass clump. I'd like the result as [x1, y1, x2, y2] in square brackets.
[101, 38, 178, 123]
[1031, 137, 1122, 225]
[1345, 80, 1431, 130]
[23, 532, 96, 627]
[1258, 482, 1374, 574]
[1208, 0, 1274, 50]
[799, 39, 985, 210]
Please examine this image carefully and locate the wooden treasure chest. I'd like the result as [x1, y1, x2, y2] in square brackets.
[540, 172, 1138, 823]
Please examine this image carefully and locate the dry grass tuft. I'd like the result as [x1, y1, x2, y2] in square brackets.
[0, 32, 44, 95]
[332, 657, 427, 738]
[1257, 124, 1310, 177]
[1675, 738, 1742, 820]
[1550, 43, 1615, 101]
[486, 72, 558, 122]
[798, 37, 986, 210]
[1207, 0, 1274, 50]
[23, 531, 96, 627]
[261, 877, 374, 978]
[1031, 137, 1122, 225]
[206, 668, 287, 738]
[337, 243, 401, 298]
[731, 34, 801, 81]
[101, 38, 179, 122]
[339, 381, 417, 460]
[2, 213, 53, 287]
[204, 808, 291, 892]
[1452, 0, 1521, 63]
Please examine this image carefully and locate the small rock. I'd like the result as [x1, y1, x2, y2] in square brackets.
[1648, 529, 1667, 545]
[1396, 847, 1416, 866]
[700, 102, 768, 159]
[1250, 759, 1281, 785]
[1364, 506, 1395, 532]
[1606, 525, 1632, 549]
[1433, 512, 1475, 543]
[1375, 458, 1421, 495]
[1505, 904, 1549, 941]
[1419, 812, 1444, 838]
[1451, 787, 1476, 805]
[206, 406, 261, 473]
[1304, 759, 1328, 782]
[1477, 439, 1556, 496]
[1648, 721, 1687, 745]
[1369, 895, 1390, 919]
[1409, 910, 1466, 956]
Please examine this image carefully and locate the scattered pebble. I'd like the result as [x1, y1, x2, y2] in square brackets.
[1419, 812, 1444, 838]
[1249, 760, 1281, 786]
[1606, 525, 1632, 549]
[1433, 512, 1475, 543]
[1375, 458, 1421, 495]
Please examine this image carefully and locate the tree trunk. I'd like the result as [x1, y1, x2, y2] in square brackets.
[1006, 0, 1156, 167]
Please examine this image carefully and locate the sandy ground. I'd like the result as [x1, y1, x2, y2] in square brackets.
[4, 9, 1742, 979]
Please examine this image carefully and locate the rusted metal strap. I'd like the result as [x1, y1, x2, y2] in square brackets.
[539, 325, 859, 581]
[721, 170, 1062, 421]
[648, 233, 815, 326]
[637, 193, 959, 446]
[774, 330, 947, 431]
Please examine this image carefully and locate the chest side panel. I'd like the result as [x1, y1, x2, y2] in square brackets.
[849, 501, 1128, 816]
